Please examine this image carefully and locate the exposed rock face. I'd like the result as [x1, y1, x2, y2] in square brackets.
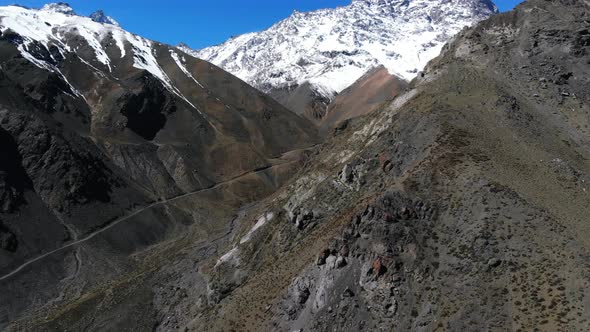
[89, 10, 119, 26]
[118, 73, 178, 140]
[179, 1, 590, 331]
[268, 82, 332, 123]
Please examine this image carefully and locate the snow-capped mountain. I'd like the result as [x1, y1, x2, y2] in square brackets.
[40, 2, 75, 15]
[0, 3, 184, 97]
[0, 2, 316, 191]
[89, 10, 120, 26]
[191, 0, 498, 100]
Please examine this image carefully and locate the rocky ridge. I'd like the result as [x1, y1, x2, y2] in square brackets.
[180, 0, 590, 330]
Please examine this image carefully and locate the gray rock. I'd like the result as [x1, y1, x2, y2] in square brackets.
[487, 258, 502, 268]
[341, 164, 353, 183]
[385, 299, 397, 316]
[335, 256, 347, 268]
[326, 255, 338, 269]
[317, 249, 331, 266]
[294, 287, 311, 304]
[342, 287, 355, 298]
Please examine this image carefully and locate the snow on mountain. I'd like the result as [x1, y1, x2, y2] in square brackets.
[191, 0, 498, 99]
[0, 3, 195, 104]
[89, 10, 120, 26]
[40, 2, 75, 15]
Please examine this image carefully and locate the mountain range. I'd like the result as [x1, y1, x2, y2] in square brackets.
[0, 3, 316, 329]
[192, 1, 590, 330]
[189, 0, 498, 120]
[1, 0, 590, 331]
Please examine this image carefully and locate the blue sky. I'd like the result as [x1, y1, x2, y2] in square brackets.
[0, 0, 524, 49]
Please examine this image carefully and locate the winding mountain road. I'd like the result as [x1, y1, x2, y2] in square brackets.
[0, 164, 279, 282]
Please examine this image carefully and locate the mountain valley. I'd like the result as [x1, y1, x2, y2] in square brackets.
[1, 0, 590, 331]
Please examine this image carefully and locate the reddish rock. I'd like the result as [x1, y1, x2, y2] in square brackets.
[372, 257, 386, 277]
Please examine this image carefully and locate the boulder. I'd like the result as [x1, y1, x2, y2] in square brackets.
[317, 248, 331, 266]
[339, 243, 350, 257]
[335, 256, 347, 268]
[341, 164, 353, 183]
[487, 258, 502, 269]
[372, 258, 386, 277]
[326, 255, 338, 269]
[295, 209, 314, 230]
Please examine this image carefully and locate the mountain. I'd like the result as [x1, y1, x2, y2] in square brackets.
[179, 0, 589, 330]
[89, 10, 120, 26]
[319, 65, 408, 135]
[40, 2, 75, 15]
[0, 3, 317, 329]
[190, 0, 498, 120]
[3, 0, 590, 331]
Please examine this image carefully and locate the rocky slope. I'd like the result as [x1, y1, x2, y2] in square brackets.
[173, 0, 589, 330]
[190, 0, 498, 119]
[319, 65, 408, 135]
[0, 3, 317, 330]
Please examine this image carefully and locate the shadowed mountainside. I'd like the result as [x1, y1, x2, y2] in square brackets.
[0, 4, 317, 329]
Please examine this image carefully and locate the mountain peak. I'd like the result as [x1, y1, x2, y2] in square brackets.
[89, 10, 119, 26]
[40, 2, 75, 15]
[351, 0, 498, 13]
[195, 0, 498, 102]
[351, 0, 401, 5]
[177, 42, 190, 49]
